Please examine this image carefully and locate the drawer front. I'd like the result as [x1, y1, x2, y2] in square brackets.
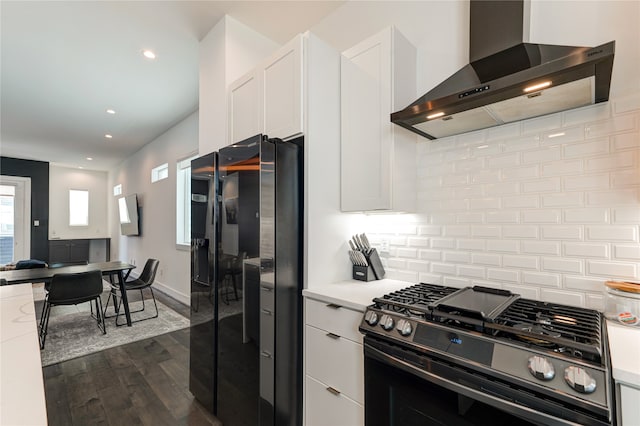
[305, 375, 363, 426]
[305, 298, 363, 343]
[306, 324, 363, 404]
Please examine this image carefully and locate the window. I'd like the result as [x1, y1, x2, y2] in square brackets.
[113, 183, 122, 196]
[176, 155, 197, 246]
[69, 189, 89, 226]
[151, 163, 169, 183]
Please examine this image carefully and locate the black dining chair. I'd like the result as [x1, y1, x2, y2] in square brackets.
[38, 269, 106, 349]
[103, 258, 159, 326]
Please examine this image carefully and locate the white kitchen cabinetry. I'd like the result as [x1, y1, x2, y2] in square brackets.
[304, 297, 364, 426]
[618, 383, 640, 425]
[228, 35, 303, 143]
[340, 26, 417, 212]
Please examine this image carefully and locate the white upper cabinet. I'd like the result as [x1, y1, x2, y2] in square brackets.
[340, 26, 417, 212]
[228, 35, 303, 143]
[229, 69, 263, 144]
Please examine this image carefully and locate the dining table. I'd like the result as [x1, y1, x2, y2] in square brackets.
[0, 260, 137, 326]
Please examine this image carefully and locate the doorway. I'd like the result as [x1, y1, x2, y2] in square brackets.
[0, 176, 31, 264]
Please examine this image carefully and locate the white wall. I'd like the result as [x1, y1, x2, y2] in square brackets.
[49, 165, 108, 239]
[108, 111, 198, 304]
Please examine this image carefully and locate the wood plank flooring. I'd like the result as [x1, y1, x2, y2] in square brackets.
[43, 291, 221, 426]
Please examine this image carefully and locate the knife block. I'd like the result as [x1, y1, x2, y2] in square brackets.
[353, 264, 375, 282]
[364, 249, 385, 280]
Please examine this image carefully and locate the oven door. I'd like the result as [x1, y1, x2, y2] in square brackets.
[364, 336, 611, 426]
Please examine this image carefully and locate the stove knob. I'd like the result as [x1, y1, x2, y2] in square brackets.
[564, 366, 597, 394]
[396, 319, 413, 336]
[364, 310, 379, 326]
[379, 314, 395, 331]
[527, 356, 555, 381]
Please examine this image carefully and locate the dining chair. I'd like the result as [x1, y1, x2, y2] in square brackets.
[103, 258, 159, 326]
[38, 269, 106, 349]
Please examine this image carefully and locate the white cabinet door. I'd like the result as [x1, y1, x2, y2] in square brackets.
[305, 375, 363, 426]
[340, 26, 416, 212]
[263, 35, 303, 139]
[620, 383, 640, 425]
[306, 324, 364, 404]
[229, 69, 263, 144]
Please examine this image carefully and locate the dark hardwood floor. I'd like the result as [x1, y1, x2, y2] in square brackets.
[43, 291, 221, 426]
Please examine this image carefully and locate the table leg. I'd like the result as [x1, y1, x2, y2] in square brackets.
[117, 270, 132, 326]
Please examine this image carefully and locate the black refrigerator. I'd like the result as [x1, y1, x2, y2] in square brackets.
[189, 134, 303, 426]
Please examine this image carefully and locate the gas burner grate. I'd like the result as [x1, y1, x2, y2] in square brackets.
[372, 283, 459, 319]
[490, 298, 603, 363]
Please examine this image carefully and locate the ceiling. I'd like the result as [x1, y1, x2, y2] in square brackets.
[0, 1, 344, 171]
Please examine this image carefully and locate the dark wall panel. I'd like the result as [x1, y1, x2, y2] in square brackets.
[0, 156, 50, 261]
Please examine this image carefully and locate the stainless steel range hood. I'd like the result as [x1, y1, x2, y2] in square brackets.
[391, 0, 615, 140]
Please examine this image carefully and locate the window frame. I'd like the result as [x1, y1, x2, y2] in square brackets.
[176, 154, 197, 248]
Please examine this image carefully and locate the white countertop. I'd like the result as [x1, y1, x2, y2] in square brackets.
[0, 283, 48, 426]
[607, 321, 640, 386]
[303, 279, 412, 312]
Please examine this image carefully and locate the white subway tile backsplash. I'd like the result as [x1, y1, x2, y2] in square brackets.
[522, 146, 562, 164]
[541, 258, 582, 274]
[563, 103, 610, 127]
[586, 226, 637, 242]
[457, 265, 486, 279]
[565, 276, 607, 292]
[486, 240, 520, 253]
[585, 115, 636, 139]
[564, 208, 609, 223]
[487, 268, 519, 282]
[486, 211, 519, 223]
[563, 174, 609, 191]
[564, 243, 608, 258]
[564, 139, 610, 158]
[541, 226, 582, 240]
[541, 160, 583, 177]
[612, 207, 640, 223]
[613, 245, 640, 260]
[501, 165, 539, 181]
[541, 192, 583, 208]
[443, 251, 471, 263]
[587, 189, 638, 206]
[612, 131, 640, 151]
[457, 239, 486, 251]
[503, 195, 539, 209]
[539, 289, 585, 307]
[522, 114, 562, 135]
[503, 225, 538, 238]
[522, 178, 561, 193]
[503, 255, 539, 270]
[522, 271, 561, 287]
[521, 241, 561, 255]
[522, 210, 560, 223]
[586, 261, 637, 279]
[585, 152, 635, 172]
[365, 92, 639, 306]
[471, 253, 501, 266]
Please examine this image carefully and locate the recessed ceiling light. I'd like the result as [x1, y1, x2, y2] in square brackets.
[106, 108, 116, 115]
[142, 49, 156, 60]
[105, 134, 113, 139]
[86, 157, 93, 161]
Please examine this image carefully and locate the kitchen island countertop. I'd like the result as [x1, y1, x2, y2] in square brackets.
[303, 278, 412, 312]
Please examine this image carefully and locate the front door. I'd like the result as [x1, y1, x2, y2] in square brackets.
[0, 176, 31, 264]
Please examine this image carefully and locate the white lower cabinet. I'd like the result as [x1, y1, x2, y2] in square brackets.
[305, 375, 363, 426]
[619, 383, 640, 425]
[304, 297, 365, 425]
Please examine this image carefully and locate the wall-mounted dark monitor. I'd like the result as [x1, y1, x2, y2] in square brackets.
[118, 194, 140, 236]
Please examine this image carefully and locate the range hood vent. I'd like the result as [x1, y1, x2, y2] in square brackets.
[391, 0, 615, 140]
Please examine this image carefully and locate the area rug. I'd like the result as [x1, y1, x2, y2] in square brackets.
[37, 298, 190, 367]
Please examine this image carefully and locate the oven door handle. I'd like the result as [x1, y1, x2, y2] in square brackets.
[364, 342, 585, 426]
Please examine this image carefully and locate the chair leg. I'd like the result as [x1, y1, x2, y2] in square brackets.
[39, 301, 52, 349]
[95, 297, 106, 335]
[103, 288, 120, 319]
[115, 286, 159, 326]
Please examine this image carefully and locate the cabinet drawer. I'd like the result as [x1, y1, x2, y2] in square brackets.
[305, 375, 363, 426]
[306, 324, 363, 404]
[305, 298, 363, 343]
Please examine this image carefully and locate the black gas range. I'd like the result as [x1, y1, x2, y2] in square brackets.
[360, 283, 614, 426]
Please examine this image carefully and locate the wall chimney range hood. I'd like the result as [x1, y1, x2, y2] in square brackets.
[391, 0, 615, 140]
